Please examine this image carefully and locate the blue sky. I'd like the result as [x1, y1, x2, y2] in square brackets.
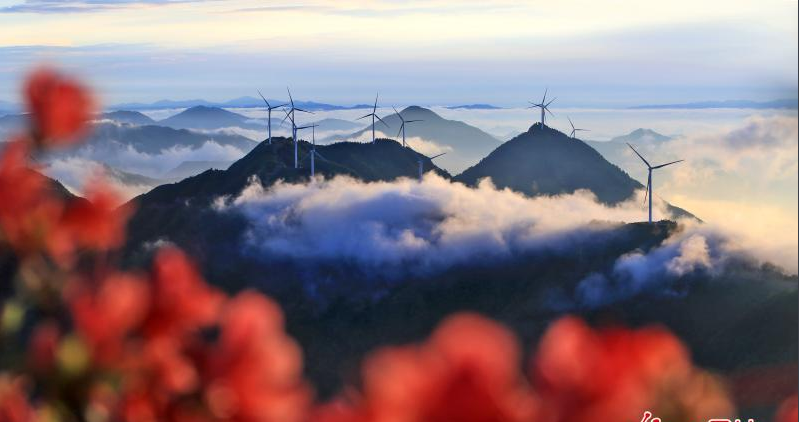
[1, 0, 797, 107]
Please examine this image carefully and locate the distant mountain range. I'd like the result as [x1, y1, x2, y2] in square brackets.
[445, 104, 502, 110]
[330, 106, 500, 174]
[99, 110, 156, 126]
[163, 160, 234, 181]
[630, 98, 798, 109]
[609, 128, 672, 143]
[584, 128, 681, 184]
[109, 97, 373, 111]
[41, 121, 256, 181]
[157, 105, 269, 131]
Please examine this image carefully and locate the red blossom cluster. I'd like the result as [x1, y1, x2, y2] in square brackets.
[0, 67, 794, 422]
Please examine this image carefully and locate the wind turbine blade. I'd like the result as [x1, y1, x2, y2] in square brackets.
[643, 179, 649, 207]
[652, 159, 684, 169]
[295, 108, 314, 114]
[356, 113, 372, 120]
[396, 124, 404, 138]
[257, 90, 269, 108]
[286, 87, 294, 107]
[406, 119, 423, 123]
[546, 107, 555, 117]
[392, 106, 401, 119]
[375, 114, 390, 128]
[568, 116, 575, 130]
[545, 97, 556, 107]
[430, 152, 446, 160]
[542, 88, 548, 103]
[269, 103, 288, 111]
[626, 143, 651, 167]
[373, 94, 378, 113]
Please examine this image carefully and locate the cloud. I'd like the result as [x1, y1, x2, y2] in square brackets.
[573, 214, 798, 309]
[43, 157, 158, 203]
[217, 173, 672, 275]
[55, 139, 248, 178]
[336, 129, 453, 156]
[0, 0, 216, 13]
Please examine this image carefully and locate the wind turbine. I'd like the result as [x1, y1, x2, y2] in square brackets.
[297, 124, 323, 177]
[393, 106, 422, 148]
[627, 143, 683, 224]
[357, 93, 389, 143]
[417, 152, 446, 182]
[529, 88, 556, 127]
[567, 116, 588, 138]
[257, 90, 287, 145]
[282, 87, 312, 168]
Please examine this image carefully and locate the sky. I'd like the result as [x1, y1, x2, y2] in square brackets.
[1, 0, 797, 107]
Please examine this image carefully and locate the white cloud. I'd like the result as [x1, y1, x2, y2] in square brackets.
[219, 173, 671, 274]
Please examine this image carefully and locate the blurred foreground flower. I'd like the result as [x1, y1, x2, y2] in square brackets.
[24, 67, 94, 146]
[531, 317, 734, 422]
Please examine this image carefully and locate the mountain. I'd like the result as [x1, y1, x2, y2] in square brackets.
[40, 122, 255, 180]
[630, 98, 798, 109]
[110, 98, 372, 111]
[163, 160, 234, 181]
[129, 137, 449, 207]
[110, 99, 217, 110]
[157, 106, 266, 131]
[99, 110, 156, 126]
[586, 128, 672, 168]
[123, 137, 451, 265]
[445, 104, 502, 110]
[329, 106, 500, 174]
[85, 121, 255, 155]
[454, 123, 694, 220]
[455, 123, 644, 204]
[609, 128, 672, 144]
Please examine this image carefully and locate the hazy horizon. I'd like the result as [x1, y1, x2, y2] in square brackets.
[1, 0, 797, 106]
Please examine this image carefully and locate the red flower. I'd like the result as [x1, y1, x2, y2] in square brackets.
[142, 248, 224, 340]
[0, 138, 64, 256]
[68, 272, 150, 364]
[24, 67, 94, 146]
[203, 291, 309, 422]
[28, 321, 60, 372]
[52, 178, 132, 259]
[0, 375, 34, 422]
[530, 316, 733, 422]
[776, 395, 798, 422]
[315, 313, 537, 422]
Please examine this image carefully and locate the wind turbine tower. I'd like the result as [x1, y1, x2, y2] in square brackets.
[393, 106, 422, 147]
[297, 124, 322, 177]
[529, 89, 556, 127]
[257, 90, 287, 145]
[357, 93, 389, 143]
[567, 116, 588, 139]
[418, 152, 446, 182]
[627, 143, 683, 223]
[282, 87, 312, 168]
